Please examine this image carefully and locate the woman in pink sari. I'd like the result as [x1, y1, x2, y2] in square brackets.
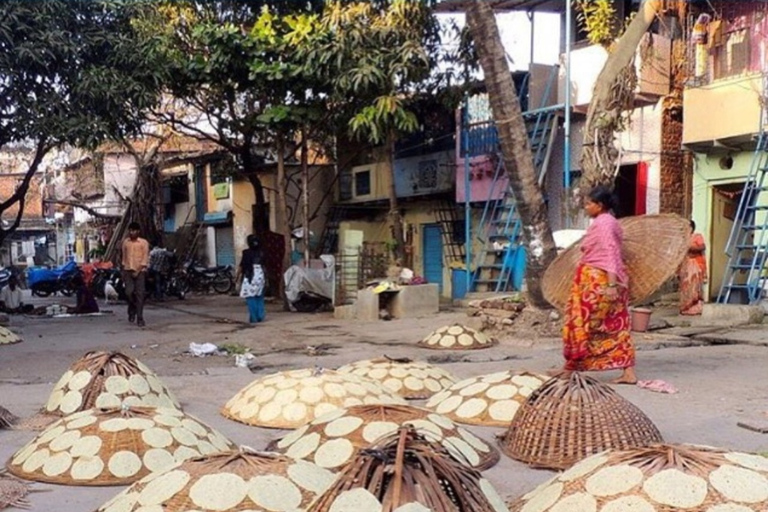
[558, 186, 637, 384]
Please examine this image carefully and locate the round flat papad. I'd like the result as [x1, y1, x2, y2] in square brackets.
[418, 324, 498, 351]
[221, 368, 407, 429]
[509, 444, 768, 512]
[269, 404, 500, 471]
[337, 357, 456, 399]
[306, 427, 507, 512]
[542, 214, 690, 309]
[40, 351, 180, 421]
[6, 406, 235, 486]
[95, 449, 335, 512]
[424, 371, 548, 426]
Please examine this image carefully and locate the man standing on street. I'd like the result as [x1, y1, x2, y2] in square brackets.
[122, 222, 149, 327]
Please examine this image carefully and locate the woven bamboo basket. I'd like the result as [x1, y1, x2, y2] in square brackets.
[41, 351, 180, 418]
[0, 471, 31, 510]
[221, 368, 406, 429]
[0, 407, 17, 430]
[0, 327, 21, 345]
[267, 404, 500, 471]
[336, 356, 456, 399]
[541, 214, 691, 309]
[509, 444, 768, 511]
[6, 406, 235, 486]
[307, 427, 509, 512]
[418, 324, 498, 350]
[424, 370, 548, 427]
[96, 448, 335, 512]
[499, 373, 663, 470]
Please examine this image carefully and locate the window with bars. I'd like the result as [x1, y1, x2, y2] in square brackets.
[713, 28, 750, 80]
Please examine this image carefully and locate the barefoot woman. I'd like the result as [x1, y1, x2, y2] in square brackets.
[559, 186, 637, 384]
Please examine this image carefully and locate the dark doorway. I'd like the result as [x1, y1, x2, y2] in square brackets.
[614, 165, 638, 218]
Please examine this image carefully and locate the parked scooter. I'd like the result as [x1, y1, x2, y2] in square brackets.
[28, 260, 81, 297]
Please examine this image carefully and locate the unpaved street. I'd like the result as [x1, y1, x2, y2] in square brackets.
[1, 295, 768, 511]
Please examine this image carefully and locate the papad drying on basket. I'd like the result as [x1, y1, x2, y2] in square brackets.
[424, 370, 548, 426]
[337, 356, 456, 399]
[6, 406, 235, 486]
[307, 427, 507, 512]
[222, 368, 406, 429]
[269, 404, 500, 471]
[418, 324, 497, 350]
[96, 448, 335, 512]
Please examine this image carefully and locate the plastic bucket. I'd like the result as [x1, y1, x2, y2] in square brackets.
[630, 307, 652, 332]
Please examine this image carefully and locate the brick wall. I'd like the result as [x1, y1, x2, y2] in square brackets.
[0, 174, 44, 221]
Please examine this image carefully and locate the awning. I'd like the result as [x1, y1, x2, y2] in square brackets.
[202, 211, 232, 225]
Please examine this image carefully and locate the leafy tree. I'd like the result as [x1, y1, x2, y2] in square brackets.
[465, 2, 556, 308]
[137, 1, 328, 234]
[0, 0, 166, 244]
[300, 0, 445, 263]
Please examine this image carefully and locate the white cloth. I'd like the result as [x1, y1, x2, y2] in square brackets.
[0, 287, 22, 309]
[240, 264, 265, 298]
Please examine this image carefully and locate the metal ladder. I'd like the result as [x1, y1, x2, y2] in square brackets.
[717, 133, 768, 304]
[469, 105, 560, 292]
[434, 199, 466, 265]
[318, 205, 347, 256]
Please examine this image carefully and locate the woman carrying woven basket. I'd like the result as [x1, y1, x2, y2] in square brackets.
[559, 186, 637, 385]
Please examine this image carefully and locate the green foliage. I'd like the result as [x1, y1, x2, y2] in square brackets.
[575, 0, 617, 47]
[298, 1, 444, 145]
[0, 0, 166, 149]
[0, 0, 167, 242]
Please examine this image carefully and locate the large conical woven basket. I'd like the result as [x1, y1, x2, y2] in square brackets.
[307, 427, 508, 512]
[96, 449, 336, 512]
[267, 404, 500, 471]
[6, 406, 235, 486]
[542, 214, 690, 309]
[509, 444, 768, 511]
[41, 351, 180, 418]
[499, 373, 663, 470]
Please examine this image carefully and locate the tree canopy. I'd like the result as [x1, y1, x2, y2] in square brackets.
[0, 0, 167, 242]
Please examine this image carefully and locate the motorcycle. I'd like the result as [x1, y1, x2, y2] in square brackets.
[28, 260, 81, 297]
[179, 261, 234, 294]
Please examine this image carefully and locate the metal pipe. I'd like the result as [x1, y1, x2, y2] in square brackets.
[564, 0, 573, 228]
[463, 95, 471, 295]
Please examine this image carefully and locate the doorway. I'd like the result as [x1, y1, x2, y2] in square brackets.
[613, 162, 648, 218]
[422, 224, 444, 293]
[710, 183, 743, 301]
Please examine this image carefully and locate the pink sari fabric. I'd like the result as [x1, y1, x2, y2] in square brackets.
[579, 213, 628, 287]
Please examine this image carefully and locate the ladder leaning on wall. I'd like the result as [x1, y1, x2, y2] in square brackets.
[717, 132, 768, 304]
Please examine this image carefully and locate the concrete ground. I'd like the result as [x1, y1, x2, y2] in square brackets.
[2, 293, 768, 511]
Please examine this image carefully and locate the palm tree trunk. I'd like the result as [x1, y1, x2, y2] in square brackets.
[466, 2, 557, 308]
[580, 0, 662, 190]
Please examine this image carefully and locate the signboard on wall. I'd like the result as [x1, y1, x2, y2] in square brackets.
[212, 182, 230, 200]
[393, 150, 455, 198]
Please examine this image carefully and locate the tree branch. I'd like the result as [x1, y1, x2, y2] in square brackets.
[44, 200, 119, 219]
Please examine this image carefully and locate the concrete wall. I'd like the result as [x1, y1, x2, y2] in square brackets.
[691, 150, 767, 298]
[683, 74, 762, 145]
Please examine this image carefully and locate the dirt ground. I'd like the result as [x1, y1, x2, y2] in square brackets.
[2, 293, 768, 511]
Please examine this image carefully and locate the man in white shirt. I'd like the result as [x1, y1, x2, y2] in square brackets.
[0, 276, 24, 313]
